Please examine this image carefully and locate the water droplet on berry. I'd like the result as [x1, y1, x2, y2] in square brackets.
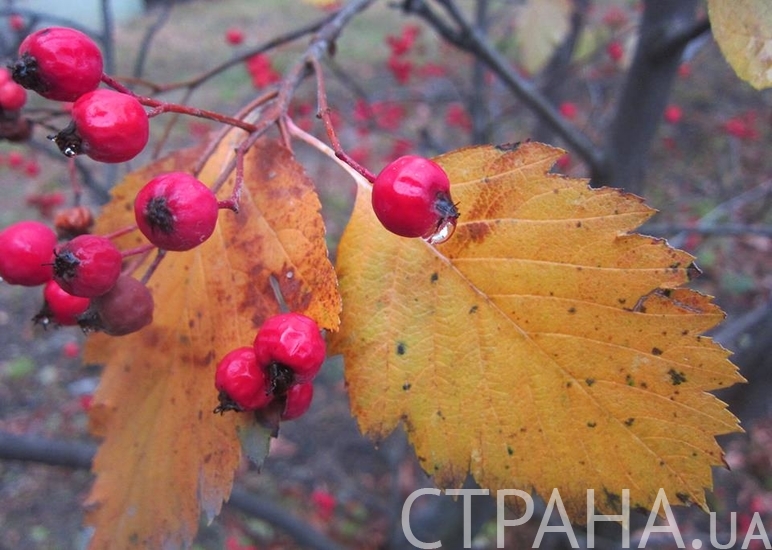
[424, 217, 457, 245]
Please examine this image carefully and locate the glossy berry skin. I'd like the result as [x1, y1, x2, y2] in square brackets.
[13, 27, 103, 102]
[371, 155, 459, 240]
[134, 172, 219, 251]
[52, 89, 149, 163]
[89, 275, 153, 336]
[53, 234, 122, 297]
[254, 312, 326, 384]
[0, 221, 56, 286]
[0, 79, 27, 110]
[281, 381, 314, 421]
[42, 279, 90, 325]
[215, 347, 274, 412]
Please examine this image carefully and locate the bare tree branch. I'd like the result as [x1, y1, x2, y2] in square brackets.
[0, 431, 344, 550]
[402, 0, 605, 173]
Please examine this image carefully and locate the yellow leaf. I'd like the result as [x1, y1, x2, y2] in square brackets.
[708, 0, 772, 89]
[516, 0, 572, 74]
[83, 137, 340, 549]
[330, 142, 743, 519]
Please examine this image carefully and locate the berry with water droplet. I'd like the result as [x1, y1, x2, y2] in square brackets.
[50, 89, 148, 163]
[371, 155, 458, 243]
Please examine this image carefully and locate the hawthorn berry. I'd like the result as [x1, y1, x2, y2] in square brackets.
[254, 312, 326, 386]
[371, 155, 459, 243]
[0, 220, 56, 286]
[12, 26, 103, 102]
[54, 206, 94, 238]
[85, 275, 154, 336]
[134, 172, 219, 251]
[0, 79, 27, 111]
[281, 381, 314, 421]
[214, 347, 274, 413]
[53, 234, 122, 297]
[38, 279, 90, 326]
[51, 89, 149, 163]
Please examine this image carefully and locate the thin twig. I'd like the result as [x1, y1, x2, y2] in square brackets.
[403, 0, 604, 172]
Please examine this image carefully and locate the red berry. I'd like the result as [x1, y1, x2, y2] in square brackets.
[0, 80, 27, 110]
[254, 312, 326, 385]
[12, 27, 103, 102]
[559, 101, 578, 120]
[607, 40, 624, 63]
[53, 234, 122, 297]
[134, 172, 219, 251]
[0, 220, 56, 286]
[86, 275, 154, 336]
[371, 155, 459, 242]
[225, 27, 244, 45]
[41, 279, 90, 325]
[664, 105, 683, 125]
[281, 381, 314, 421]
[63, 340, 80, 358]
[214, 347, 274, 413]
[7, 150, 24, 168]
[8, 15, 25, 32]
[51, 89, 149, 163]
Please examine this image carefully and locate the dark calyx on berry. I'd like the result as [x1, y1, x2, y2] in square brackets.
[267, 362, 296, 396]
[52, 249, 81, 281]
[49, 121, 82, 158]
[214, 390, 243, 414]
[433, 192, 459, 222]
[10, 53, 45, 95]
[144, 197, 176, 234]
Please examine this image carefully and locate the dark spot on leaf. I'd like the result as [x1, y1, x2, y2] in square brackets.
[466, 221, 491, 242]
[436, 410, 445, 420]
[520, 427, 527, 433]
[495, 141, 522, 152]
[652, 347, 663, 356]
[585, 378, 595, 386]
[469, 305, 478, 314]
[566, 381, 573, 388]
[568, 307, 577, 314]
[640, 381, 648, 389]
[576, 221, 582, 228]
[587, 421, 597, 428]
[660, 460, 666, 466]
[626, 374, 635, 386]
[402, 383, 411, 391]
[507, 445, 514, 456]
[668, 369, 687, 385]
[396, 342, 406, 355]
[430, 272, 439, 283]
[624, 418, 635, 426]
[604, 489, 621, 511]
[618, 298, 626, 305]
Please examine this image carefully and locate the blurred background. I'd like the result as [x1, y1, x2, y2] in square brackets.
[0, 0, 771, 548]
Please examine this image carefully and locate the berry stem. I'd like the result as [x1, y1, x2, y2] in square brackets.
[144, 100, 258, 134]
[103, 224, 138, 241]
[121, 243, 157, 258]
[217, 199, 239, 213]
[140, 249, 167, 285]
[100, 73, 135, 96]
[311, 58, 377, 183]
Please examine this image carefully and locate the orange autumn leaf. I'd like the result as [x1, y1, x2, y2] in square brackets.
[83, 137, 340, 549]
[330, 142, 743, 519]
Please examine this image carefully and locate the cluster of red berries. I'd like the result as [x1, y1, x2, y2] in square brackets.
[0, 220, 153, 336]
[371, 155, 459, 244]
[214, 312, 326, 421]
[10, 26, 149, 163]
